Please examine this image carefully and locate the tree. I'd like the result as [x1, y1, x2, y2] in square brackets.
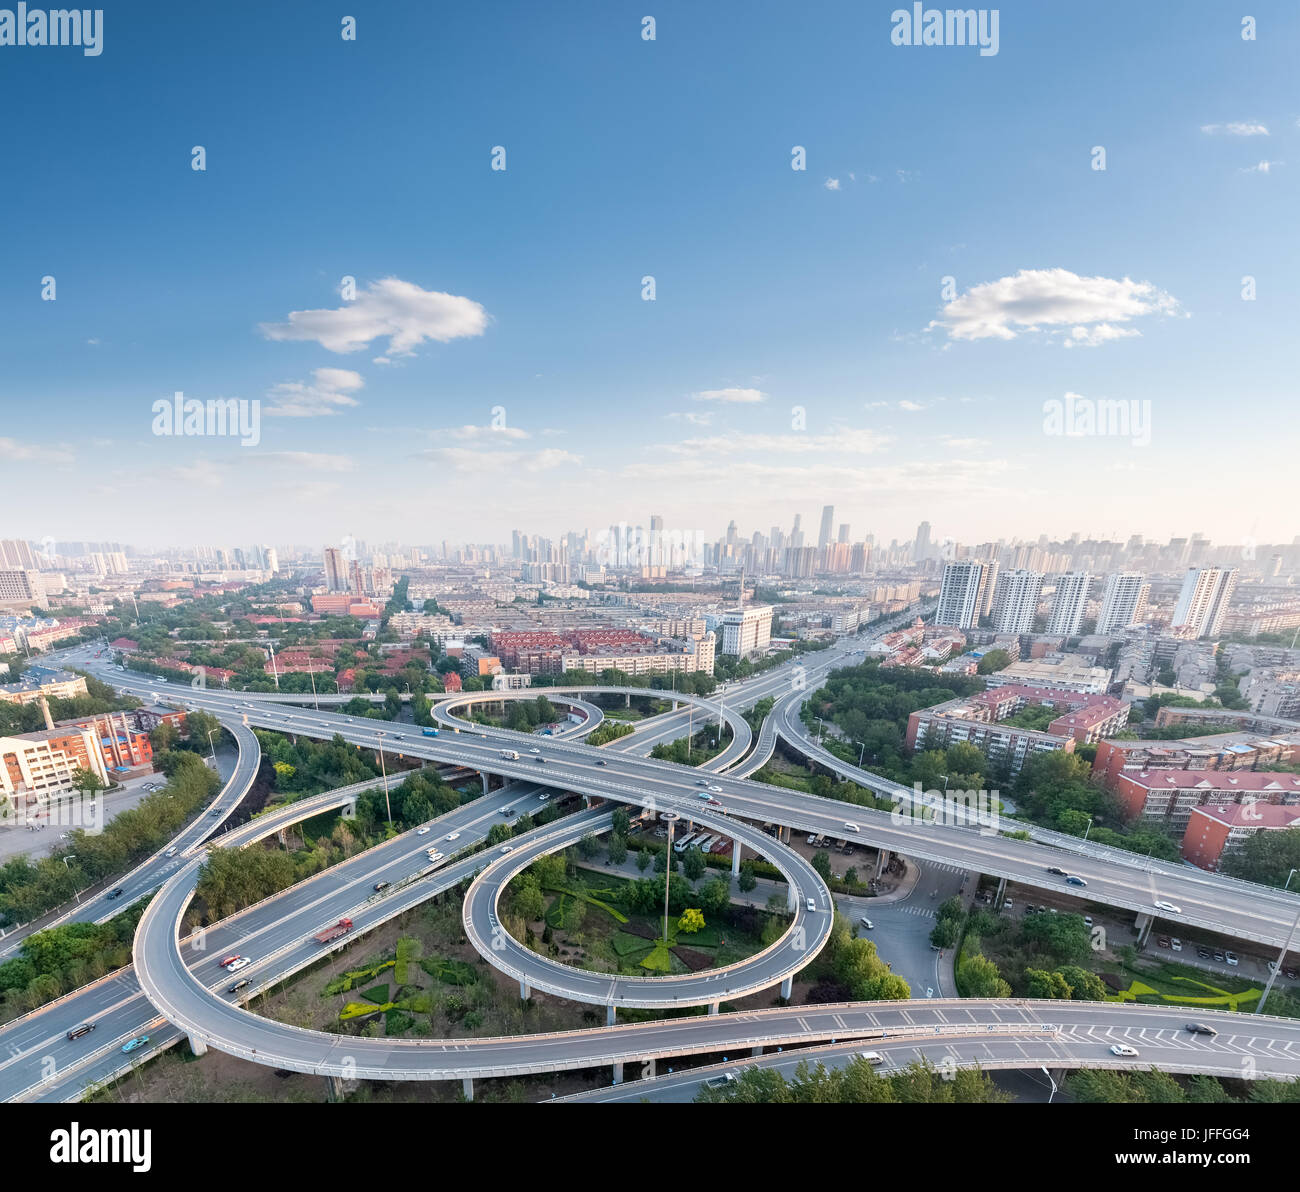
[70, 767, 105, 794]
[683, 847, 706, 882]
[606, 835, 628, 866]
[635, 848, 651, 873]
[811, 851, 832, 881]
[1054, 964, 1106, 1000]
[513, 875, 545, 922]
[1024, 968, 1072, 999]
[976, 649, 1011, 675]
[1223, 828, 1300, 889]
[697, 877, 730, 916]
[577, 834, 601, 860]
[678, 908, 705, 934]
[957, 952, 1011, 998]
[929, 918, 959, 949]
[738, 861, 757, 893]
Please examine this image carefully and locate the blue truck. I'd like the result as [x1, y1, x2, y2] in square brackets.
[422, 727, 440, 737]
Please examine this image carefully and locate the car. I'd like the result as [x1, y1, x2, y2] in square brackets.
[806, 898, 817, 913]
[807, 833, 818, 845]
[1225, 951, 1239, 966]
[1004, 899, 1013, 910]
[373, 881, 390, 892]
[695, 779, 708, 787]
[445, 832, 460, 841]
[1214, 950, 1225, 963]
[1045, 866, 1067, 876]
[1065, 875, 1087, 887]
[1268, 960, 1279, 973]
[121, 1036, 150, 1054]
[843, 822, 860, 833]
[416, 826, 431, 835]
[426, 851, 444, 863]
[209, 808, 221, 817]
[707, 785, 722, 793]
[1110, 1044, 1140, 1058]
[66, 1023, 96, 1041]
[538, 793, 551, 802]
[1157, 936, 1171, 949]
[697, 790, 711, 800]
[706, 798, 721, 806]
[218, 955, 242, 968]
[1084, 916, 1093, 927]
[1171, 938, 1182, 951]
[859, 1051, 886, 1066]
[503, 806, 516, 817]
[226, 956, 251, 972]
[1284, 967, 1298, 981]
[859, 917, 874, 930]
[106, 887, 124, 900]
[529, 747, 541, 754]
[1197, 946, 1211, 960]
[1154, 900, 1182, 914]
[533, 757, 546, 764]
[228, 979, 250, 993]
[703, 1071, 738, 1089]
[595, 759, 608, 766]
[500, 846, 514, 854]
[1185, 1023, 1217, 1037]
[164, 846, 178, 858]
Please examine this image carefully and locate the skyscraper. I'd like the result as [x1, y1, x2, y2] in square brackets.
[914, 521, 932, 563]
[323, 546, 347, 592]
[1171, 567, 1238, 638]
[990, 569, 1044, 633]
[818, 505, 835, 551]
[935, 560, 991, 629]
[1096, 573, 1149, 633]
[1046, 572, 1091, 636]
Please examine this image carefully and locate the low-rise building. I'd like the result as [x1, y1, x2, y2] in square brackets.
[1182, 802, 1300, 870]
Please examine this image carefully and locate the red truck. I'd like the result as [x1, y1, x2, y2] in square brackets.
[313, 917, 353, 945]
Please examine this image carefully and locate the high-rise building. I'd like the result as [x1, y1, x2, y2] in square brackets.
[990, 569, 1044, 633]
[935, 560, 992, 629]
[837, 523, 850, 545]
[1047, 572, 1091, 636]
[1171, 567, 1238, 639]
[720, 604, 773, 656]
[323, 546, 347, 593]
[0, 540, 37, 570]
[1096, 572, 1149, 633]
[817, 505, 835, 551]
[914, 521, 932, 563]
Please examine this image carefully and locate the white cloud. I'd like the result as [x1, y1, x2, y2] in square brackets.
[260, 277, 488, 356]
[667, 410, 715, 426]
[929, 268, 1181, 344]
[257, 452, 354, 472]
[691, 387, 767, 404]
[824, 177, 841, 190]
[1241, 160, 1282, 174]
[264, 368, 364, 418]
[898, 399, 926, 412]
[0, 437, 74, 465]
[415, 446, 580, 473]
[1065, 323, 1140, 347]
[439, 424, 530, 442]
[666, 428, 890, 457]
[1201, 122, 1269, 136]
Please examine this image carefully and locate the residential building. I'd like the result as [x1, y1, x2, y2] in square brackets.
[1046, 572, 1090, 636]
[1096, 572, 1149, 634]
[1170, 566, 1238, 638]
[719, 605, 772, 656]
[989, 569, 1043, 633]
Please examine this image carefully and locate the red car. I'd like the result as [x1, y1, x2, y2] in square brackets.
[218, 955, 242, 968]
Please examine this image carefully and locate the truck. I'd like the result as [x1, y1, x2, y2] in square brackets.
[500, 749, 520, 760]
[422, 727, 440, 737]
[313, 917, 353, 945]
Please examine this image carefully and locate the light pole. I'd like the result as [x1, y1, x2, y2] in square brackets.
[662, 819, 675, 945]
[205, 728, 218, 769]
[375, 731, 393, 826]
[62, 855, 81, 903]
[1285, 868, 1298, 892]
[1083, 814, 1095, 842]
[857, 741, 866, 768]
[308, 667, 319, 711]
[1256, 899, 1300, 1015]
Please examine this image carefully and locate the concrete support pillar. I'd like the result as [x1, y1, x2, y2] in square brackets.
[732, 843, 742, 877]
[607, 1003, 617, 1026]
[751, 1045, 764, 1057]
[519, 979, 531, 1000]
[482, 772, 490, 794]
[612, 1061, 623, 1085]
[672, 700, 679, 711]
[996, 875, 1007, 905]
[782, 825, 791, 844]
[625, 693, 631, 708]
[1134, 912, 1154, 945]
[326, 1074, 348, 1101]
[462, 1077, 474, 1101]
[188, 1034, 207, 1057]
[875, 848, 890, 878]
[780, 975, 793, 999]
[708, 1002, 720, 1016]
[787, 885, 797, 912]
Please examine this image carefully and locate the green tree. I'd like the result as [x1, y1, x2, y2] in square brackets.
[683, 847, 706, 881]
[678, 908, 705, 934]
[738, 861, 757, 893]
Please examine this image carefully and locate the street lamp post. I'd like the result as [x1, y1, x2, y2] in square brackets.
[1256, 899, 1300, 1015]
[1083, 815, 1095, 842]
[375, 732, 392, 826]
[662, 819, 674, 944]
[1285, 868, 1298, 892]
[205, 728, 218, 769]
[62, 855, 81, 904]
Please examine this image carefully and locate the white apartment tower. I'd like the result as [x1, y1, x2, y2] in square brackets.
[1046, 572, 1091, 636]
[990, 569, 1044, 633]
[1096, 572, 1149, 634]
[1171, 567, 1238, 639]
[935, 560, 993, 629]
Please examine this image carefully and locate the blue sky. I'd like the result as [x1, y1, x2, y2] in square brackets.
[3, 0, 1298, 550]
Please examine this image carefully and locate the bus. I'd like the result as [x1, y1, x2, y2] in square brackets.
[673, 832, 698, 853]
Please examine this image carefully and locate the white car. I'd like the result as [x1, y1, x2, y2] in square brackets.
[416, 827, 431, 836]
[500, 845, 514, 854]
[859, 917, 874, 930]
[537, 793, 551, 803]
[529, 747, 541, 754]
[445, 832, 461, 841]
[707, 785, 722, 793]
[426, 850, 444, 862]
[843, 822, 860, 833]
[226, 957, 251, 972]
[1110, 1044, 1139, 1058]
[1153, 900, 1182, 914]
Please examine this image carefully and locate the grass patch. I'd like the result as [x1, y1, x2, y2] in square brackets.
[359, 982, 391, 1004]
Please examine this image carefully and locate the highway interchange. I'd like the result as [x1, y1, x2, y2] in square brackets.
[4, 621, 1300, 1102]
